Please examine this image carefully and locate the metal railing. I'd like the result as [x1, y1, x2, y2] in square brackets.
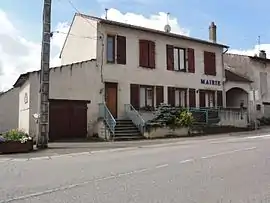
[124, 104, 145, 134]
[98, 103, 116, 138]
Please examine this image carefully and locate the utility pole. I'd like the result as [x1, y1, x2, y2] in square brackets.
[37, 0, 52, 149]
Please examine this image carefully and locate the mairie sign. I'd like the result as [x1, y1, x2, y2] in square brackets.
[201, 79, 221, 86]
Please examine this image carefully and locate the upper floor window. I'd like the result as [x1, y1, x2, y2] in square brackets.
[167, 45, 195, 73]
[139, 40, 155, 69]
[106, 35, 126, 64]
[204, 51, 216, 76]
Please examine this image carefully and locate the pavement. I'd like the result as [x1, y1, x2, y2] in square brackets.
[1, 130, 270, 202]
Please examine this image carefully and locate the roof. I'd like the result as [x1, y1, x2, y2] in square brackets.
[249, 55, 270, 63]
[60, 13, 229, 57]
[13, 59, 96, 88]
[225, 68, 252, 83]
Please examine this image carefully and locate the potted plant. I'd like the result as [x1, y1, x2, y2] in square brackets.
[0, 129, 33, 154]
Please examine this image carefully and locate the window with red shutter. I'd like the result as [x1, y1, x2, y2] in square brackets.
[188, 48, 195, 73]
[217, 91, 223, 107]
[204, 51, 216, 76]
[166, 45, 174, 71]
[189, 89, 196, 108]
[130, 84, 140, 110]
[199, 90, 206, 107]
[156, 86, 164, 107]
[139, 40, 155, 69]
[117, 35, 126, 65]
[167, 87, 175, 106]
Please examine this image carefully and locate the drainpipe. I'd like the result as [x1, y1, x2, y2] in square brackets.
[222, 47, 229, 109]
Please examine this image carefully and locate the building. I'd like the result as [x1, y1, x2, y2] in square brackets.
[1, 13, 251, 140]
[224, 51, 270, 118]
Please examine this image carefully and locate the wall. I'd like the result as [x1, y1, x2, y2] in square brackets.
[96, 23, 225, 116]
[60, 15, 98, 65]
[29, 60, 103, 137]
[224, 53, 270, 116]
[0, 88, 19, 133]
[18, 81, 30, 134]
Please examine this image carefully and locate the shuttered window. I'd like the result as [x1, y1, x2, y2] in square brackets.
[130, 84, 140, 110]
[188, 48, 195, 73]
[166, 45, 174, 71]
[139, 40, 155, 68]
[217, 91, 223, 107]
[168, 87, 187, 107]
[168, 87, 175, 106]
[204, 51, 216, 75]
[189, 89, 196, 108]
[116, 35, 126, 64]
[107, 35, 126, 64]
[156, 86, 164, 107]
[199, 90, 206, 107]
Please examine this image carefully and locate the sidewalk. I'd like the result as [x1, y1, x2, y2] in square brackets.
[1, 127, 270, 160]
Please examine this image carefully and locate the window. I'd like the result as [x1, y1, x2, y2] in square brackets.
[173, 47, 186, 71]
[167, 87, 187, 107]
[140, 87, 153, 108]
[107, 35, 115, 63]
[167, 45, 195, 73]
[199, 90, 215, 108]
[139, 40, 155, 68]
[204, 51, 216, 75]
[106, 35, 126, 64]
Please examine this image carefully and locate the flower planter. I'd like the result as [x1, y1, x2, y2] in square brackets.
[0, 140, 33, 154]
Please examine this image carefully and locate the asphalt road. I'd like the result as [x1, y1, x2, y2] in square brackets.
[1, 134, 270, 202]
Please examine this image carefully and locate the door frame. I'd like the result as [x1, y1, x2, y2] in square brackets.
[105, 82, 118, 118]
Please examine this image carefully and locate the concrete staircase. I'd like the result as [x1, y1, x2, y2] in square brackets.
[114, 119, 145, 141]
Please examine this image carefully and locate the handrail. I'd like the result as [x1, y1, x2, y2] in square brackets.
[98, 103, 116, 139]
[124, 104, 145, 134]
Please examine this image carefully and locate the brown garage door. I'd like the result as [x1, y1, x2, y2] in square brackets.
[49, 100, 88, 141]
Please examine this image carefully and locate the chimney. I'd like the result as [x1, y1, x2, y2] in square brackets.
[259, 50, 266, 59]
[209, 22, 217, 43]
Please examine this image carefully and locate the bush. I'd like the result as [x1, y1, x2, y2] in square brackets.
[2, 129, 32, 143]
[146, 104, 194, 130]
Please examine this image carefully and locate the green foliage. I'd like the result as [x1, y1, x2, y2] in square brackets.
[2, 129, 32, 143]
[146, 104, 194, 130]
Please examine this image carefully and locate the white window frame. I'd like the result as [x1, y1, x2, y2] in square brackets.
[173, 47, 186, 71]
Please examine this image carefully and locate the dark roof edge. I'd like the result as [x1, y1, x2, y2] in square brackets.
[225, 68, 253, 83]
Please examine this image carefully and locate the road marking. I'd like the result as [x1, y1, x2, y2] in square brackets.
[155, 164, 169, 169]
[247, 134, 270, 139]
[179, 159, 193, 164]
[201, 147, 257, 159]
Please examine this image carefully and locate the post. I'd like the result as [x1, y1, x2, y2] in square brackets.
[37, 0, 52, 149]
[253, 89, 258, 130]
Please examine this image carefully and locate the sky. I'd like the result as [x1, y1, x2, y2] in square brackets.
[1, 0, 270, 91]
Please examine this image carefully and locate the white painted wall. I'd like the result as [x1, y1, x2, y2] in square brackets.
[28, 61, 103, 137]
[18, 81, 30, 134]
[60, 15, 98, 65]
[0, 88, 19, 133]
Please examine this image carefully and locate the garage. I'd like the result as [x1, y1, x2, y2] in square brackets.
[49, 99, 89, 141]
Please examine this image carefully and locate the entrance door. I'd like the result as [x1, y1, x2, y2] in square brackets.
[105, 82, 118, 118]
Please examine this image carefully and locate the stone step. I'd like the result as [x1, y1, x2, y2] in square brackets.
[113, 135, 145, 141]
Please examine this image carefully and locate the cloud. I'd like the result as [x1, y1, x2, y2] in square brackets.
[229, 44, 270, 58]
[0, 10, 68, 91]
[102, 8, 190, 36]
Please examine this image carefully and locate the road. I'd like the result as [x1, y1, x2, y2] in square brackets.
[1, 134, 270, 202]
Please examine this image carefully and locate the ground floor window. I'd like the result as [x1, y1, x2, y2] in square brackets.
[199, 90, 215, 108]
[140, 86, 154, 109]
[168, 87, 187, 107]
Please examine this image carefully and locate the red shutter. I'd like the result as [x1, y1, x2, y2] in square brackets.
[149, 41, 155, 68]
[217, 91, 223, 107]
[166, 45, 174, 71]
[189, 89, 196, 108]
[130, 84, 140, 110]
[204, 51, 216, 76]
[156, 86, 164, 107]
[188, 48, 195, 73]
[199, 90, 206, 107]
[139, 40, 149, 67]
[117, 35, 126, 64]
[167, 87, 175, 106]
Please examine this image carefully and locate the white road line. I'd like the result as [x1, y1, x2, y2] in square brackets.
[155, 164, 169, 169]
[201, 147, 257, 159]
[247, 134, 270, 139]
[179, 159, 193, 164]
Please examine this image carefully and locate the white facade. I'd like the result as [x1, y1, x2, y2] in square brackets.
[18, 81, 30, 134]
[0, 88, 20, 133]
